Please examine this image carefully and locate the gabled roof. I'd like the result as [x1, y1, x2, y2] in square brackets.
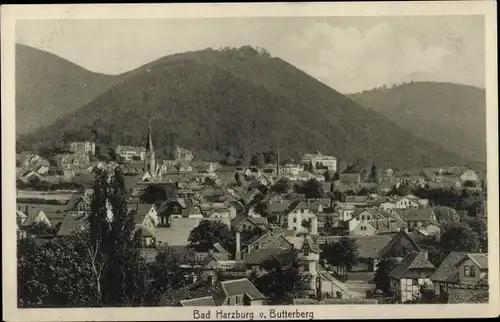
[231, 216, 268, 231]
[394, 208, 435, 222]
[458, 253, 488, 270]
[379, 230, 421, 258]
[431, 251, 468, 283]
[322, 235, 393, 259]
[57, 213, 88, 236]
[389, 251, 435, 280]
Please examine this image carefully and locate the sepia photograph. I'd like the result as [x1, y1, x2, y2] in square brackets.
[2, 2, 498, 321]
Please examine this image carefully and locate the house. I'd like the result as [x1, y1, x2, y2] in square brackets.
[70, 141, 96, 155]
[155, 217, 231, 247]
[347, 208, 385, 233]
[301, 151, 338, 172]
[394, 208, 440, 235]
[128, 203, 159, 226]
[266, 199, 292, 223]
[395, 196, 421, 209]
[285, 200, 319, 236]
[159, 274, 266, 306]
[21, 207, 52, 229]
[459, 169, 479, 184]
[200, 202, 237, 220]
[244, 227, 293, 253]
[65, 194, 92, 214]
[320, 231, 421, 272]
[115, 145, 146, 161]
[431, 252, 488, 303]
[132, 209, 156, 247]
[339, 164, 363, 184]
[389, 251, 436, 303]
[337, 203, 357, 221]
[281, 164, 302, 176]
[296, 171, 315, 181]
[158, 198, 204, 226]
[57, 212, 88, 237]
[231, 216, 269, 234]
[174, 147, 194, 163]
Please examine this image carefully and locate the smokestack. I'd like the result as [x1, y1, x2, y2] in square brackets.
[235, 231, 241, 261]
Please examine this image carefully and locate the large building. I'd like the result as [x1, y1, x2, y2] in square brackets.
[301, 151, 338, 172]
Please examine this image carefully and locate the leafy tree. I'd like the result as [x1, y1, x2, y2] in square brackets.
[323, 237, 359, 277]
[234, 172, 244, 186]
[86, 168, 149, 306]
[270, 178, 291, 194]
[17, 237, 99, 308]
[323, 216, 334, 236]
[440, 221, 480, 254]
[253, 253, 302, 305]
[301, 218, 312, 230]
[188, 220, 235, 253]
[373, 257, 399, 295]
[298, 179, 324, 199]
[139, 185, 169, 206]
[144, 247, 202, 305]
[433, 206, 461, 225]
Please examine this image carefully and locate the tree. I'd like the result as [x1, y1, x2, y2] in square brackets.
[299, 179, 324, 199]
[433, 206, 461, 225]
[440, 221, 480, 254]
[144, 247, 202, 305]
[17, 237, 99, 308]
[323, 216, 334, 236]
[301, 218, 311, 230]
[86, 168, 148, 306]
[139, 185, 169, 206]
[373, 257, 399, 295]
[188, 220, 235, 253]
[253, 253, 302, 304]
[323, 237, 359, 278]
[234, 172, 244, 186]
[270, 178, 291, 194]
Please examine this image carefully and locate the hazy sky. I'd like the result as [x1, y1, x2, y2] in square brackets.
[16, 15, 485, 93]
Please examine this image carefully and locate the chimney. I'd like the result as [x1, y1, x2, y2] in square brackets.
[25, 205, 28, 215]
[235, 231, 241, 262]
[136, 202, 139, 211]
[18, 205, 20, 211]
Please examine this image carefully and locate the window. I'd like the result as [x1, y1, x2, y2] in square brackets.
[360, 226, 366, 231]
[470, 266, 476, 277]
[301, 209, 304, 213]
[173, 206, 180, 213]
[235, 295, 242, 305]
[412, 279, 419, 285]
[293, 217, 297, 223]
[464, 265, 470, 277]
[361, 215, 364, 220]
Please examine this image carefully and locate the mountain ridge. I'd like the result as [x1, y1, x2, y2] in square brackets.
[17, 46, 472, 170]
[348, 82, 486, 163]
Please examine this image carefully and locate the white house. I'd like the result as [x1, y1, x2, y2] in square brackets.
[286, 200, 318, 235]
[459, 169, 479, 183]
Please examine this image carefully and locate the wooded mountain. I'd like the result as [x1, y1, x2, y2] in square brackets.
[348, 82, 486, 163]
[16, 43, 121, 135]
[17, 46, 471, 169]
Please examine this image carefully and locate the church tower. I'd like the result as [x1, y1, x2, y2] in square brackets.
[144, 123, 156, 178]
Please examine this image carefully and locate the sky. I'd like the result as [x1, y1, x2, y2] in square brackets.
[16, 15, 485, 93]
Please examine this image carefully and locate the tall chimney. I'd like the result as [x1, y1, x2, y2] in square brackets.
[235, 231, 241, 261]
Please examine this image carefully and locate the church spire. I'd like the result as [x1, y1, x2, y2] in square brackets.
[146, 120, 154, 153]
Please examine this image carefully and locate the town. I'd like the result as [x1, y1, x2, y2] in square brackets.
[16, 125, 488, 307]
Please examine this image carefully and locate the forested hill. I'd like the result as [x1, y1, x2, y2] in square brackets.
[348, 82, 486, 163]
[17, 46, 471, 169]
[16, 43, 121, 135]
